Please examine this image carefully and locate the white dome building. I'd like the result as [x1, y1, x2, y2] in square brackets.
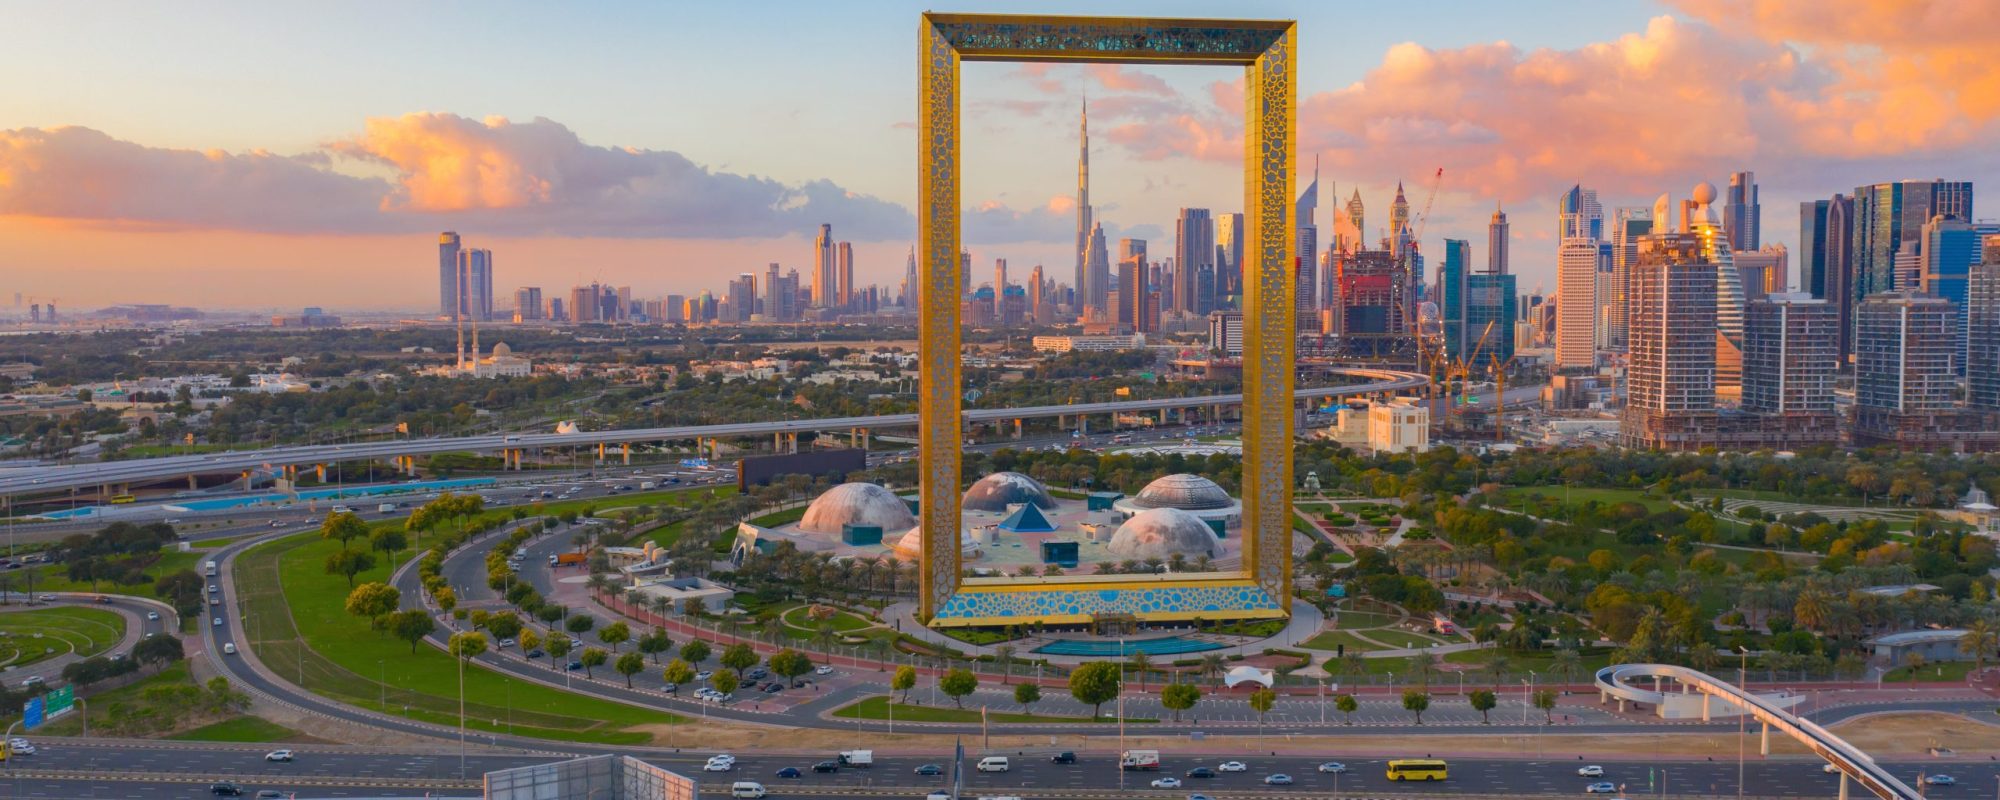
[889, 526, 980, 562]
[797, 482, 918, 535]
[1106, 508, 1219, 561]
[1112, 473, 1241, 530]
[962, 471, 1055, 512]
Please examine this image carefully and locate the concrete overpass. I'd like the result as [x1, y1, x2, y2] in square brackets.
[0, 368, 1426, 499]
[1596, 663, 1920, 800]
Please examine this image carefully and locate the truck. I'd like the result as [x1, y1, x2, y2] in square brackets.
[378, 503, 397, 514]
[639, 481, 657, 490]
[203, 560, 219, 577]
[555, 552, 586, 567]
[836, 750, 872, 768]
[1119, 750, 1160, 771]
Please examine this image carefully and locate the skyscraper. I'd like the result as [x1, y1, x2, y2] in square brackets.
[513, 287, 543, 322]
[1464, 271, 1517, 367]
[1798, 199, 1831, 298]
[1734, 245, 1790, 298]
[458, 248, 493, 322]
[836, 241, 855, 309]
[1970, 236, 2000, 411]
[812, 224, 835, 307]
[1621, 233, 1717, 449]
[1558, 185, 1603, 241]
[1074, 98, 1094, 315]
[1118, 253, 1144, 331]
[992, 259, 1007, 316]
[1854, 291, 1961, 447]
[1029, 265, 1048, 324]
[1689, 182, 1748, 394]
[1920, 214, 1982, 370]
[1823, 193, 1856, 360]
[1742, 294, 1836, 415]
[1555, 239, 1599, 369]
[1174, 208, 1214, 315]
[727, 273, 758, 323]
[1725, 171, 1760, 251]
[1851, 180, 1975, 301]
[438, 232, 461, 318]
[1389, 182, 1410, 254]
[1295, 162, 1320, 320]
[1609, 208, 1654, 349]
[1440, 239, 1470, 358]
[901, 247, 918, 309]
[1340, 189, 1364, 254]
[1216, 212, 1245, 303]
[1085, 223, 1110, 319]
[1486, 204, 1509, 275]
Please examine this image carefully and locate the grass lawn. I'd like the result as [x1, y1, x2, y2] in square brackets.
[1693, 488, 1867, 509]
[1299, 630, 1399, 653]
[780, 604, 872, 634]
[1496, 486, 1675, 514]
[0, 606, 127, 667]
[167, 716, 305, 743]
[831, 695, 1153, 724]
[191, 536, 251, 549]
[1442, 647, 1613, 680]
[237, 530, 680, 745]
[1881, 660, 1978, 683]
[18, 546, 207, 595]
[1327, 609, 1405, 628]
[0, 660, 265, 737]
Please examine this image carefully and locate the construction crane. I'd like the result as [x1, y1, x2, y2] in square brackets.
[1447, 320, 1498, 427]
[1409, 167, 1444, 244]
[1489, 350, 1520, 442]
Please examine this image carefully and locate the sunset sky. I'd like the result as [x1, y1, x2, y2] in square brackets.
[4, 0, 1998, 310]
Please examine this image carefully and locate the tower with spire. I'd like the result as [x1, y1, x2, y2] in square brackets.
[1488, 202, 1510, 275]
[1074, 96, 1100, 320]
[1343, 190, 1366, 253]
[1390, 183, 1411, 245]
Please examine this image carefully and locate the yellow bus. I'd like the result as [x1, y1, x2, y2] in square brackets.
[1386, 759, 1448, 781]
[109, 494, 137, 504]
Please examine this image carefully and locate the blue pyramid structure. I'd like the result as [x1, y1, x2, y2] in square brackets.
[997, 502, 1058, 533]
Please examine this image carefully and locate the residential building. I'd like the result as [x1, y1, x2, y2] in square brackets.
[458, 247, 493, 322]
[1608, 208, 1653, 349]
[1853, 290, 1993, 450]
[836, 241, 855, 309]
[1367, 399, 1430, 455]
[726, 273, 758, 323]
[1208, 310, 1243, 356]
[1555, 238, 1599, 369]
[1970, 236, 2000, 410]
[1621, 233, 1719, 449]
[1740, 293, 1840, 447]
[1734, 244, 1790, 298]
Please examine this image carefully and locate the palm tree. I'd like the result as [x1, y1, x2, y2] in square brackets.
[1552, 648, 1583, 686]
[1199, 653, 1228, 686]
[994, 645, 1016, 684]
[1130, 651, 1152, 691]
[1962, 620, 1999, 673]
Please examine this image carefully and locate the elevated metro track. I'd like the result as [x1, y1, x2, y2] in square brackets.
[0, 368, 1427, 498]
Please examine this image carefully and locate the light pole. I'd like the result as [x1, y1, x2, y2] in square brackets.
[1737, 646, 1749, 800]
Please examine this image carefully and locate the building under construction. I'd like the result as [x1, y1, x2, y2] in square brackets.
[1852, 291, 2000, 452]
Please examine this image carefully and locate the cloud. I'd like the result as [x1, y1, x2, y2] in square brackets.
[0, 114, 915, 240]
[1085, 64, 1171, 96]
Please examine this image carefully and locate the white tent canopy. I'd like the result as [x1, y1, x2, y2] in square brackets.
[1223, 665, 1274, 688]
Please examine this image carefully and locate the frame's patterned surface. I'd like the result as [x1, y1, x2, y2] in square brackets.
[919, 13, 1295, 626]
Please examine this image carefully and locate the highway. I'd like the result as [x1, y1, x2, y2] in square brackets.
[0, 369, 1428, 498]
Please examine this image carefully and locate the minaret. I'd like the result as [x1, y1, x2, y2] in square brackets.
[1074, 96, 1094, 318]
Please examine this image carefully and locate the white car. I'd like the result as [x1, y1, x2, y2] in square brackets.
[1317, 762, 1347, 773]
[6, 739, 32, 755]
[709, 754, 736, 765]
[1823, 763, 1840, 774]
[1149, 778, 1182, 789]
[1578, 766, 1605, 778]
[265, 749, 294, 762]
[146, 611, 160, 621]
[1586, 782, 1618, 794]
[1218, 761, 1248, 773]
[212, 617, 222, 626]
[814, 665, 834, 675]
[703, 760, 733, 772]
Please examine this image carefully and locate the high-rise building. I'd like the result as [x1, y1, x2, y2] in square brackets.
[1621, 233, 1718, 449]
[1174, 208, 1214, 315]
[1725, 171, 1760, 251]
[1799, 199, 1831, 298]
[1207, 310, 1243, 356]
[836, 242, 854, 309]
[1853, 290, 1972, 448]
[457, 248, 493, 321]
[1689, 182, 1747, 394]
[1333, 248, 1410, 355]
[1084, 223, 1110, 320]
[1389, 183, 1411, 256]
[513, 287, 543, 322]
[1295, 163, 1320, 322]
[1440, 239, 1469, 358]
[992, 259, 1008, 316]
[1851, 180, 1975, 302]
[1559, 185, 1603, 241]
[1920, 214, 1984, 370]
[569, 285, 598, 323]
[1216, 212, 1245, 303]
[1555, 239, 1599, 369]
[1339, 189, 1364, 254]
[1074, 98, 1094, 315]
[1970, 236, 2000, 411]
[812, 224, 835, 307]
[1734, 244, 1790, 298]
[663, 295, 683, 324]
[900, 247, 918, 309]
[1742, 293, 1836, 414]
[548, 297, 567, 323]
[1028, 265, 1049, 324]
[1487, 203, 1509, 275]
[1117, 253, 1144, 332]
[1608, 208, 1653, 350]
[438, 232, 462, 318]
[727, 273, 758, 323]
[1822, 193, 1857, 360]
[1464, 271, 1517, 367]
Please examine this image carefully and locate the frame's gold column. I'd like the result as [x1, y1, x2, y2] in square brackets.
[916, 19, 962, 622]
[1239, 25, 1297, 612]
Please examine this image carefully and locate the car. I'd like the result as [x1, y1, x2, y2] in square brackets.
[1578, 766, 1605, 778]
[1263, 775, 1294, 786]
[747, 668, 769, 680]
[498, 638, 516, 648]
[696, 671, 714, 681]
[774, 767, 801, 779]
[565, 660, 584, 671]
[213, 616, 222, 626]
[211, 783, 244, 797]
[1218, 761, 1248, 773]
[256, 792, 285, 799]
[1317, 762, 1348, 774]
[925, 793, 952, 800]
[146, 611, 160, 621]
[265, 749, 294, 762]
[1927, 775, 1957, 786]
[708, 754, 737, 765]
[568, 638, 583, 648]
[815, 665, 834, 675]
[1150, 778, 1182, 789]
[914, 764, 944, 776]
[6, 739, 32, 755]
[703, 761, 734, 773]
[36, 594, 54, 602]
[1586, 782, 1618, 794]
[223, 643, 236, 655]
[662, 682, 678, 693]
[210, 597, 220, 605]
[1050, 752, 1076, 765]
[761, 683, 783, 694]
[812, 761, 840, 773]
[1188, 795, 1215, 800]
[525, 649, 544, 659]
[207, 584, 219, 593]
[1184, 767, 1215, 779]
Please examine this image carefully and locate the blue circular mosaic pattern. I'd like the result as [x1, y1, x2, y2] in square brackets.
[935, 584, 1279, 621]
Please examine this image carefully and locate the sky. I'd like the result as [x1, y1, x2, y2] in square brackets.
[3, 0, 1999, 311]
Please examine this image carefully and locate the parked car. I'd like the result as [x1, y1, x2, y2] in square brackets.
[814, 665, 834, 675]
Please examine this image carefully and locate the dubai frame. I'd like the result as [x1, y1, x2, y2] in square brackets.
[917, 13, 1298, 628]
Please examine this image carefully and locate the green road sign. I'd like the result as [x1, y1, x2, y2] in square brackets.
[44, 685, 73, 720]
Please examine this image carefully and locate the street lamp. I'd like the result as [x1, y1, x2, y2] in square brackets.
[1737, 646, 1750, 800]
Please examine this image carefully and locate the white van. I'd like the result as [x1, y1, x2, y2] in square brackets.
[976, 756, 1010, 773]
[729, 782, 767, 798]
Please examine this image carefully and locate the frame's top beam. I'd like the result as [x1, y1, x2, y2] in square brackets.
[923, 12, 1293, 65]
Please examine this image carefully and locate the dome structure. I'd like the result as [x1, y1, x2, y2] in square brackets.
[797, 482, 917, 535]
[1130, 474, 1234, 511]
[1107, 508, 1218, 561]
[491, 341, 512, 356]
[890, 526, 978, 561]
[962, 471, 1054, 512]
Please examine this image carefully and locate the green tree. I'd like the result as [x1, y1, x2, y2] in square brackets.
[769, 649, 813, 684]
[324, 548, 376, 588]
[1160, 682, 1201, 722]
[343, 581, 401, 628]
[1013, 682, 1040, 709]
[545, 635, 572, 670]
[939, 668, 978, 709]
[1903, 651, 1927, 686]
[681, 639, 712, 666]
[1068, 661, 1123, 717]
[484, 611, 523, 647]
[892, 665, 917, 702]
[712, 669, 739, 696]
[320, 511, 367, 549]
[1962, 621, 1999, 672]
[1335, 693, 1359, 725]
[599, 621, 631, 652]
[1402, 689, 1431, 725]
[133, 634, 185, 670]
[519, 628, 542, 656]
[1468, 689, 1497, 724]
[432, 585, 456, 615]
[615, 652, 646, 688]
[369, 528, 408, 560]
[447, 631, 488, 660]
[1533, 689, 1557, 723]
[565, 614, 596, 635]
[637, 631, 673, 664]
[1248, 687, 1277, 735]
[579, 646, 608, 679]
[662, 658, 695, 694]
[387, 610, 435, 653]
[720, 642, 759, 678]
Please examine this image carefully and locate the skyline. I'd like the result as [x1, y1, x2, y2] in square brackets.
[4, 1, 2000, 309]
